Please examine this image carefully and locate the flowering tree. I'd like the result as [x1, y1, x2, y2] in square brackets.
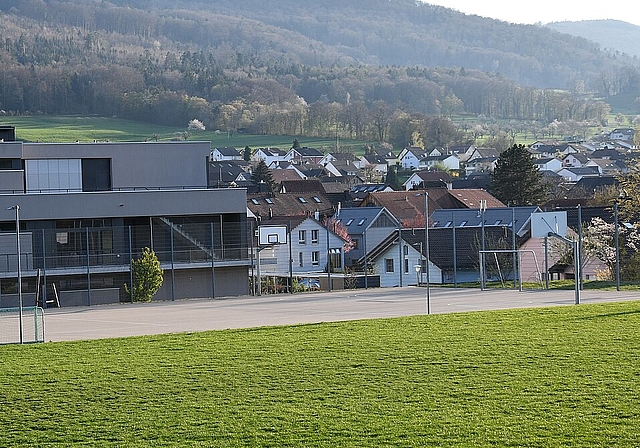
[187, 118, 206, 131]
[324, 217, 355, 253]
[582, 217, 640, 280]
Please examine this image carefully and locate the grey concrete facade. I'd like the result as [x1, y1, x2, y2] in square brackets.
[0, 140, 251, 306]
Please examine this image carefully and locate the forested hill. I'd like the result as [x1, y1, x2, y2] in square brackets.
[3, 0, 638, 91]
[546, 20, 640, 59]
[0, 0, 638, 144]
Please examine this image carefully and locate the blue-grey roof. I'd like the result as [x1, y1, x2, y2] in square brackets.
[429, 206, 540, 236]
[335, 206, 399, 232]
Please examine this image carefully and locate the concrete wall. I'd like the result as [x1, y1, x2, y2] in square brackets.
[19, 141, 212, 190]
[156, 266, 249, 301]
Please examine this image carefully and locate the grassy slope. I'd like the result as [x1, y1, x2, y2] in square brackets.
[1, 301, 639, 446]
[0, 116, 366, 152]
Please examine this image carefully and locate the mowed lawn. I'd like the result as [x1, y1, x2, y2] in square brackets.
[2, 301, 639, 447]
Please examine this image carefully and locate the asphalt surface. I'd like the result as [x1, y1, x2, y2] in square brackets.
[40, 286, 640, 342]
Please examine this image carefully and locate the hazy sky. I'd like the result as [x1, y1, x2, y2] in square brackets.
[423, 1, 640, 27]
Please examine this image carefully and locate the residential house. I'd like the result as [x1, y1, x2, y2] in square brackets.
[403, 170, 453, 191]
[333, 206, 400, 267]
[464, 155, 498, 175]
[208, 161, 252, 188]
[255, 216, 345, 277]
[609, 128, 635, 140]
[210, 146, 242, 161]
[534, 157, 562, 172]
[557, 166, 601, 183]
[562, 153, 589, 168]
[357, 154, 389, 175]
[286, 146, 325, 165]
[252, 147, 288, 166]
[419, 154, 460, 172]
[0, 139, 250, 308]
[397, 147, 426, 169]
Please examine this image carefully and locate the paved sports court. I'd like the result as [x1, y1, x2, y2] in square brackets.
[40, 286, 640, 342]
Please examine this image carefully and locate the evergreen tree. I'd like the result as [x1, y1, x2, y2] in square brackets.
[489, 144, 547, 206]
[292, 138, 301, 149]
[252, 159, 276, 192]
[243, 145, 252, 161]
[385, 165, 401, 191]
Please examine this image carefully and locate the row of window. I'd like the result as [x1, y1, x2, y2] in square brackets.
[385, 258, 427, 274]
[298, 229, 319, 244]
[299, 251, 320, 267]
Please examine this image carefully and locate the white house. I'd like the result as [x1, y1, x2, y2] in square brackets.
[557, 166, 601, 182]
[253, 147, 288, 165]
[534, 157, 562, 172]
[418, 154, 460, 171]
[397, 147, 426, 169]
[257, 217, 346, 275]
[210, 146, 242, 161]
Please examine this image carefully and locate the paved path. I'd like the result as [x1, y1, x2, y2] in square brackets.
[43, 287, 640, 342]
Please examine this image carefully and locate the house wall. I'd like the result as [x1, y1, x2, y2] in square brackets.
[259, 220, 345, 274]
[373, 244, 441, 287]
[157, 266, 249, 300]
[346, 226, 397, 266]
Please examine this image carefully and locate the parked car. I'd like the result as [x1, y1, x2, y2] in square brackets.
[297, 278, 320, 291]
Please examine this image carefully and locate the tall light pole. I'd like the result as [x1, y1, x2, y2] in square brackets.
[415, 191, 431, 314]
[479, 199, 487, 290]
[7, 205, 23, 344]
[424, 191, 430, 314]
[614, 201, 620, 291]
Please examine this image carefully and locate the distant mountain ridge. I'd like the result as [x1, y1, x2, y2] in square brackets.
[546, 20, 640, 58]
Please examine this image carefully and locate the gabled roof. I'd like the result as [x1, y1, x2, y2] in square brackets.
[212, 146, 241, 156]
[208, 161, 252, 185]
[256, 147, 287, 156]
[271, 169, 305, 183]
[559, 166, 600, 176]
[247, 191, 334, 219]
[279, 179, 326, 194]
[334, 206, 399, 233]
[290, 146, 324, 157]
[361, 227, 518, 270]
[361, 189, 505, 224]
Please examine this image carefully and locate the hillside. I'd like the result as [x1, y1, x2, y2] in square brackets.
[0, 0, 638, 144]
[2, 0, 637, 90]
[546, 20, 640, 58]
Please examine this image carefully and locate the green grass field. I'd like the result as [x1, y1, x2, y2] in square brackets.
[0, 116, 366, 152]
[2, 301, 640, 446]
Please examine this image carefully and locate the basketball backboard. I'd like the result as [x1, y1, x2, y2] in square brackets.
[530, 211, 568, 238]
[258, 225, 288, 246]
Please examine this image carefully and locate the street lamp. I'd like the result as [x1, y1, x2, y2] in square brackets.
[6, 205, 22, 344]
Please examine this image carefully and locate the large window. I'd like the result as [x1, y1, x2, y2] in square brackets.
[26, 159, 82, 193]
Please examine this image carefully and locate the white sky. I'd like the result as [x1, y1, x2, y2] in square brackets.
[423, 1, 640, 27]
